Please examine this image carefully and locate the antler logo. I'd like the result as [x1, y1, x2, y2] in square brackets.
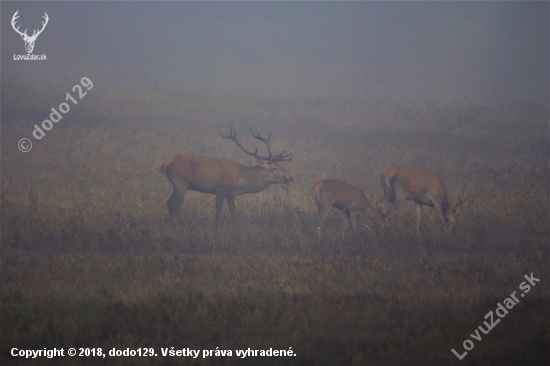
[11, 10, 49, 54]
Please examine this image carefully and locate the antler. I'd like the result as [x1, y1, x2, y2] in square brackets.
[220, 122, 293, 162]
[30, 13, 49, 40]
[11, 11, 27, 37]
[249, 127, 293, 162]
[11, 11, 48, 40]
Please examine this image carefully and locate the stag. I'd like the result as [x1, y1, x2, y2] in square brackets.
[161, 123, 293, 228]
[312, 179, 386, 239]
[11, 11, 49, 54]
[376, 166, 462, 235]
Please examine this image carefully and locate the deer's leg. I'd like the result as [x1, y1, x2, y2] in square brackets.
[226, 196, 240, 226]
[341, 208, 352, 237]
[327, 208, 352, 241]
[415, 202, 422, 234]
[226, 196, 237, 217]
[377, 176, 394, 216]
[432, 201, 449, 234]
[214, 193, 226, 229]
[166, 182, 187, 222]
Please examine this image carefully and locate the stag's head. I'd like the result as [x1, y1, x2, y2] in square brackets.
[220, 122, 294, 184]
[256, 158, 294, 185]
[11, 11, 49, 54]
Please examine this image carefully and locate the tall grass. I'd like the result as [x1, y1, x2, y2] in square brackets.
[1, 79, 548, 365]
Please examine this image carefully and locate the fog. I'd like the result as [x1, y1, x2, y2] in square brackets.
[2, 4, 549, 362]
[2, 1, 548, 105]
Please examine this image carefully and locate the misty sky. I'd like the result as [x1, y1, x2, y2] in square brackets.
[2, 1, 548, 105]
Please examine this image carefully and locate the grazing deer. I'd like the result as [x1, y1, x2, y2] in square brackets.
[376, 166, 462, 235]
[161, 123, 293, 228]
[312, 179, 386, 239]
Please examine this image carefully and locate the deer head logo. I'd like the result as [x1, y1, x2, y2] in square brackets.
[11, 10, 49, 54]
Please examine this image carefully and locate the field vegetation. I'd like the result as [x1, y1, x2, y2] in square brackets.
[1, 78, 549, 365]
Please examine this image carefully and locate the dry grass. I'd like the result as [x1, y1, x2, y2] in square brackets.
[1, 79, 549, 365]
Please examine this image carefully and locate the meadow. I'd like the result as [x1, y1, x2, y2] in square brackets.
[1, 78, 549, 365]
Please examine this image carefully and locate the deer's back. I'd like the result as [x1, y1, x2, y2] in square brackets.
[313, 179, 369, 209]
[163, 154, 243, 192]
[386, 166, 448, 202]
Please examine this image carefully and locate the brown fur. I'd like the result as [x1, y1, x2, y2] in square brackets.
[376, 166, 461, 234]
[312, 179, 385, 239]
[162, 154, 293, 228]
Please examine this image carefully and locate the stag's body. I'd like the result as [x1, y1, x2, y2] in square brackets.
[162, 124, 293, 228]
[312, 179, 385, 239]
[376, 166, 461, 234]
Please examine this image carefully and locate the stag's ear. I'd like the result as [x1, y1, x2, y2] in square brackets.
[256, 158, 268, 168]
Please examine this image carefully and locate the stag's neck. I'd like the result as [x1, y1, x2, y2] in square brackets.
[237, 166, 271, 194]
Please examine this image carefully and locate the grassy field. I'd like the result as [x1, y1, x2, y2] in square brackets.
[1, 78, 549, 365]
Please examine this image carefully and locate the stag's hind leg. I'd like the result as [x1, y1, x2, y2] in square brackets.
[166, 178, 188, 221]
[166, 190, 186, 221]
